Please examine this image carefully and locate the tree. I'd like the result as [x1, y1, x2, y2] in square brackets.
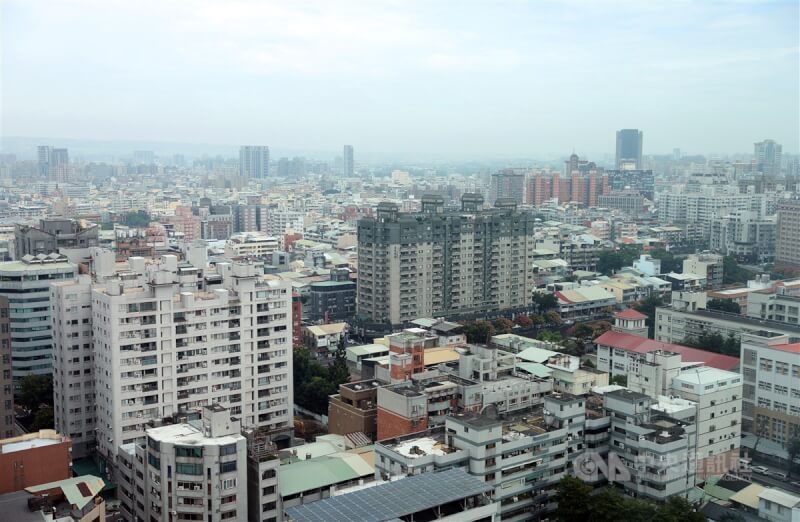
[545, 311, 562, 326]
[293, 346, 349, 416]
[707, 298, 741, 314]
[786, 436, 800, 477]
[532, 292, 559, 313]
[597, 245, 641, 276]
[513, 315, 533, 328]
[649, 249, 681, 274]
[18, 375, 53, 413]
[462, 321, 495, 344]
[591, 321, 612, 339]
[590, 488, 627, 522]
[528, 314, 546, 326]
[568, 323, 594, 339]
[654, 496, 705, 522]
[597, 250, 625, 275]
[723, 256, 754, 285]
[328, 336, 350, 388]
[554, 477, 592, 522]
[753, 415, 770, 453]
[611, 374, 627, 386]
[537, 330, 563, 343]
[683, 332, 739, 356]
[492, 318, 514, 334]
[633, 295, 663, 338]
[30, 406, 54, 431]
[582, 358, 595, 368]
[125, 210, 151, 227]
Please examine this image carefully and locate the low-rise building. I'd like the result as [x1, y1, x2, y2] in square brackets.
[302, 323, 348, 361]
[683, 253, 724, 290]
[285, 468, 499, 522]
[224, 232, 280, 258]
[307, 268, 356, 322]
[553, 285, 616, 319]
[328, 380, 384, 440]
[0, 430, 72, 494]
[0, 475, 106, 522]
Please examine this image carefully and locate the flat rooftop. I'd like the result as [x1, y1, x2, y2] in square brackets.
[147, 420, 242, 446]
[1, 437, 61, 454]
[285, 468, 492, 522]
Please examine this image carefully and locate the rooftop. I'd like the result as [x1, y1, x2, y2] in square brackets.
[147, 420, 242, 446]
[279, 447, 374, 497]
[595, 330, 740, 371]
[614, 308, 648, 320]
[285, 468, 493, 522]
[758, 488, 800, 508]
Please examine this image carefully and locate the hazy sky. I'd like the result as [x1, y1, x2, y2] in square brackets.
[2, 0, 798, 159]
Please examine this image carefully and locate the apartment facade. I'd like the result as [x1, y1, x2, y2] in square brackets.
[775, 199, 800, 275]
[739, 330, 800, 442]
[117, 405, 248, 522]
[93, 258, 294, 463]
[0, 254, 77, 384]
[0, 297, 11, 439]
[655, 306, 800, 345]
[51, 276, 95, 457]
[357, 194, 537, 327]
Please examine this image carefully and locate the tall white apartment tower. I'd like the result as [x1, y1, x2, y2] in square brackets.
[92, 256, 293, 464]
[51, 275, 96, 458]
[239, 145, 270, 179]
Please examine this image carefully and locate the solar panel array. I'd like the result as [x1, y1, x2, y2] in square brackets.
[286, 468, 492, 522]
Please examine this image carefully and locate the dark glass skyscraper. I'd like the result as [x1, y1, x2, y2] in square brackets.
[615, 129, 643, 169]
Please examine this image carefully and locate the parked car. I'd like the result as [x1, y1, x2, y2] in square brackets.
[771, 471, 788, 480]
[751, 466, 770, 475]
[790, 481, 800, 489]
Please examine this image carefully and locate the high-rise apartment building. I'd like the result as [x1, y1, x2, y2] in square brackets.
[615, 129, 643, 169]
[90, 255, 293, 465]
[682, 253, 724, 290]
[0, 297, 12, 439]
[239, 145, 270, 179]
[51, 275, 95, 457]
[343, 145, 354, 176]
[117, 405, 248, 522]
[357, 194, 537, 327]
[739, 330, 800, 442]
[0, 254, 77, 386]
[526, 168, 609, 207]
[775, 199, 800, 275]
[489, 169, 525, 205]
[37, 145, 69, 178]
[754, 139, 782, 177]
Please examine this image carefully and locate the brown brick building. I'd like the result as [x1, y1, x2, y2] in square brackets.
[0, 430, 72, 494]
[328, 380, 383, 440]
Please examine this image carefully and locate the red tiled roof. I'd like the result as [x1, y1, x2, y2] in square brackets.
[773, 342, 800, 353]
[614, 308, 648, 320]
[595, 330, 740, 371]
[555, 291, 573, 304]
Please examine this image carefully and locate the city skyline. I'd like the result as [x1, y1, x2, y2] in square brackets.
[2, 0, 798, 158]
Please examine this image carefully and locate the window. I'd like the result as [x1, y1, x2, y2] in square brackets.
[219, 443, 237, 456]
[175, 446, 203, 458]
[220, 461, 237, 473]
[176, 462, 202, 475]
[222, 478, 237, 490]
[148, 454, 160, 469]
